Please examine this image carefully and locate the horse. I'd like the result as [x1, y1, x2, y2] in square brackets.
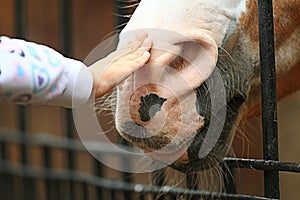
[96, 0, 300, 194]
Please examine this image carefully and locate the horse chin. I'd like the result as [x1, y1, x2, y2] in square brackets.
[167, 130, 229, 172]
[117, 120, 229, 173]
[170, 152, 227, 173]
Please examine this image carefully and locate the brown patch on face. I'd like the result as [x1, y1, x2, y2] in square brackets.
[242, 62, 300, 120]
[240, 0, 300, 48]
[239, 0, 300, 121]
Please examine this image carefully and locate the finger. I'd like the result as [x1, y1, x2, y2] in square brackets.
[140, 37, 153, 51]
[132, 51, 151, 67]
[134, 37, 153, 57]
[127, 32, 148, 50]
[126, 51, 151, 73]
[112, 51, 150, 80]
[137, 51, 151, 66]
[115, 38, 151, 61]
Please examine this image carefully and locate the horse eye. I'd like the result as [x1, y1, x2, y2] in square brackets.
[169, 56, 186, 71]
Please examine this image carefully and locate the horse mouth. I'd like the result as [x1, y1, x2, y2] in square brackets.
[117, 121, 210, 168]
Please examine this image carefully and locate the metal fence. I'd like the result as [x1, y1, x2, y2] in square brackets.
[0, 0, 300, 199]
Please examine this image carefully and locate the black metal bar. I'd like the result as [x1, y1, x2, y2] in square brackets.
[65, 111, 76, 200]
[43, 145, 56, 200]
[138, 194, 145, 200]
[40, 99, 52, 199]
[14, 0, 37, 199]
[60, 0, 72, 56]
[56, 180, 64, 200]
[94, 158, 104, 200]
[15, 0, 26, 38]
[110, 189, 116, 200]
[15, 0, 27, 165]
[121, 140, 133, 200]
[0, 129, 12, 199]
[257, 0, 280, 198]
[225, 158, 300, 173]
[15, 0, 27, 158]
[0, 145, 14, 200]
[223, 164, 237, 194]
[83, 183, 89, 200]
[59, 1, 76, 200]
[0, 174, 14, 200]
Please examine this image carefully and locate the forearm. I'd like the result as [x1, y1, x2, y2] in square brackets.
[0, 36, 93, 108]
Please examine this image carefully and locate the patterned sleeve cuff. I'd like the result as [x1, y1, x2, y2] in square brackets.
[47, 59, 93, 108]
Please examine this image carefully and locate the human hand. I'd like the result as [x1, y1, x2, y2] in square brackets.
[89, 32, 152, 99]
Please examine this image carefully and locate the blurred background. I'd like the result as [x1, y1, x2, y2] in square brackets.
[0, 0, 299, 199]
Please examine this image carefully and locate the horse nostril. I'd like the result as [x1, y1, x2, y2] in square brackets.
[138, 93, 167, 122]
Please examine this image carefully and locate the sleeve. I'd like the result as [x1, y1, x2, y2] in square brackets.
[0, 36, 93, 108]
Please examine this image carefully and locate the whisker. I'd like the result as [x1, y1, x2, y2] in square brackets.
[115, 3, 140, 9]
[114, 22, 129, 31]
[218, 46, 238, 65]
[103, 125, 117, 135]
[112, 13, 133, 18]
[101, 29, 122, 41]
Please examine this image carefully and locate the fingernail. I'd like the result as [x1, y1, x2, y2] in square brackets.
[143, 51, 150, 57]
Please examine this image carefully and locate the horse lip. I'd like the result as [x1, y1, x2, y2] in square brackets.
[118, 121, 171, 150]
[116, 119, 226, 171]
[118, 121, 193, 149]
[119, 121, 158, 140]
[117, 121, 198, 165]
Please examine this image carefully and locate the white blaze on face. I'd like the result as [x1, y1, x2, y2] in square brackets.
[117, 0, 248, 82]
[115, 0, 247, 162]
[120, 0, 247, 47]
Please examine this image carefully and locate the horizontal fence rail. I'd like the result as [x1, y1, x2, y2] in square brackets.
[224, 158, 300, 173]
[0, 159, 277, 200]
[1, 130, 300, 199]
[1, 130, 300, 174]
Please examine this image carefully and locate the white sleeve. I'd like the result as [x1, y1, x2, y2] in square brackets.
[0, 36, 93, 108]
